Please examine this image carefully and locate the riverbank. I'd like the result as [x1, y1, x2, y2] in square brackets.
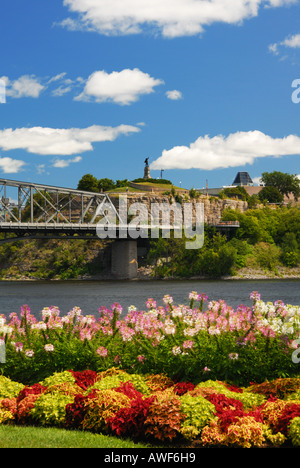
[1, 265, 300, 282]
[137, 265, 300, 281]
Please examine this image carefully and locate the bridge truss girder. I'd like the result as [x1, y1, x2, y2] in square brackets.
[0, 178, 117, 225]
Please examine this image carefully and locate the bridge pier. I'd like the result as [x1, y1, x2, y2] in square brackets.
[111, 240, 138, 280]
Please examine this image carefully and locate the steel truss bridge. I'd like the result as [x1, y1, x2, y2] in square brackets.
[0, 178, 239, 278]
[0, 178, 121, 243]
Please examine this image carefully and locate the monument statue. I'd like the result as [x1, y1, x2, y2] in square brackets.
[144, 157, 151, 179]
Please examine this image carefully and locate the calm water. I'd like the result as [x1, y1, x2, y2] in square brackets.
[0, 278, 299, 319]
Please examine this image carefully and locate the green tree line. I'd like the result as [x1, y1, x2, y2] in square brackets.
[148, 205, 300, 278]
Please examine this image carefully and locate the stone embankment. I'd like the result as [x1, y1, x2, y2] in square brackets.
[109, 193, 248, 225]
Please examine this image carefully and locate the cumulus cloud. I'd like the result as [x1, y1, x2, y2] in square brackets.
[0, 125, 140, 156]
[150, 130, 300, 170]
[52, 156, 82, 168]
[76, 69, 164, 105]
[1, 75, 45, 99]
[166, 90, 183, 100]
[61, 0, 296, 38]
[269, 33, 300, 55]
[0, 157, 26, 174]
[0, 73, 86, 100]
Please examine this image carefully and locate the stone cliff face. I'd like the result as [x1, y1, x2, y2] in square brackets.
[109, 193, 248, 225]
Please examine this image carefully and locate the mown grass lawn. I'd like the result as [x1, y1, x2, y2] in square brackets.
[0, 425, 155, 449]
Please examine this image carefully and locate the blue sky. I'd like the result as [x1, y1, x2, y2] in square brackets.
[0, 0, 300, 191]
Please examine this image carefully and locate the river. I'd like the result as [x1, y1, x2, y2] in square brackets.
[0, 278, 299, 319]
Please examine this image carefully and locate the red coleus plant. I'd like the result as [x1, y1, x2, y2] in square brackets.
[205, 393, 263, 431]
[107, 395, 156, 438]
[113, 382, 143, 400]
[65, 394, 88, 429]
[17, 394, 41, 424]
[69, 370, 98, 390]
[275, 403, 300, 435]
[17, 383, 47, 404]
[173, 382, 195, 396]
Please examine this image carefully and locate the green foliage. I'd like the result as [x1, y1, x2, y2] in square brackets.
[148, 229, 238, 278]
[30, 392, 74, 427]
[219, 205, 300, 272]
[132, 178, 172, 185]
[219, 186, 250, 201]
[180, 393, 215, 439]
[39, 371, 76, 387]
[288, 417, 300, 446]
[261, 171, 300, 200]
[0, 238, 106, 280]
[258, 186, 284, 203]
[77, 174, 129, 193]
[77, 173, 99, 193]
[0, 376, 24, 399]
[253, 242, 281, 270]
[98, 178, 116, 192]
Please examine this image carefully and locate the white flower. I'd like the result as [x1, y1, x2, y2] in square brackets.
[228, 353, 239, 360]
[44, 344, 54, 352]
[172, 346, 181, 355]
[189, 291, 198, 300]
[162, 294, 173, 305]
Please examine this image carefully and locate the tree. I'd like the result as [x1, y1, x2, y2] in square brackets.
[77, 174, 99, 193]
[98, 178, 116, 192]
[261, 171, 300, 201]
[258, 186, 283, 204]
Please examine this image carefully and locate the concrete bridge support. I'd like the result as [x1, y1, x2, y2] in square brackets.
[111, 240, 138, 279]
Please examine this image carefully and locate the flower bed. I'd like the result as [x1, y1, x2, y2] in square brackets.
[0, 291, 300, 386]
[1, 368, 300, 447]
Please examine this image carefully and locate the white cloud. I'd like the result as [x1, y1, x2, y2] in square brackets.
[0, 157, 26, 174]
[52, 85, 73, 97]
[3, 75, 45, 99]
[269, 33, 300, 55]
[61, 0, 296, 38]
[0, 73, 85, 100]
[76, 69, 164, 105]
[252, 176, 264, 185]
[53, 156, 82, 168]
[0, 124, 140, 156]
[166, 90, 183, 100]
[150, 130, 300, 170]
[47, 73, 68, 84]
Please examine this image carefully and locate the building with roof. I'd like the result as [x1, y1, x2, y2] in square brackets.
[232, 171, 253, 186]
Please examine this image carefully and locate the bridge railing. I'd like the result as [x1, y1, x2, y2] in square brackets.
[0, 178, 119, 225]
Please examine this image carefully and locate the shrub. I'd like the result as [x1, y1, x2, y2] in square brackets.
[17, 394, 41, 424]
[249, 378, 300, 399]
[180, 393, 215, 439]
[69, 370, 98, 390]
[39, 371, 76, 387]
[275, 403, 300, 435]
[30, 392, 75, 427]
[82, 390, 131, 433]
[65, 394, 90, 429]
[288, 417, 300, 446]
[0, 376, 24, 399]
[173, 382, 195, 396]
[108, 395, 156, 438]
[144, 390, 183, 441]
[17, 383, 47, 404]
[226, 416, 265, 448]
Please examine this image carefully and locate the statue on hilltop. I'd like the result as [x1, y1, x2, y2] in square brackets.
[144, 157, 151, 179]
